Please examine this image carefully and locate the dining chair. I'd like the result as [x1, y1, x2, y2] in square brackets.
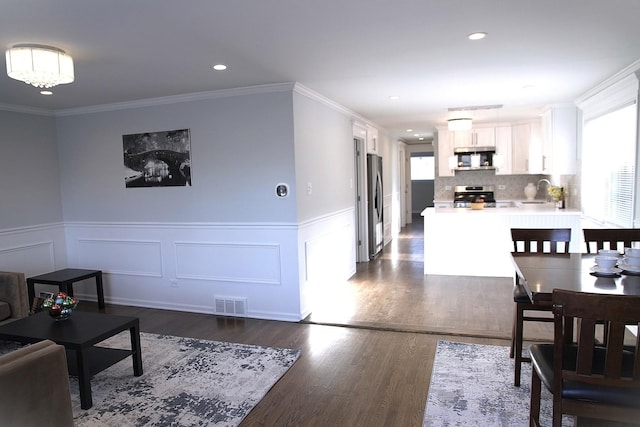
[583, 228, 640, 253]
[529, 289, 640, 427]
[510, 228, 571, 386]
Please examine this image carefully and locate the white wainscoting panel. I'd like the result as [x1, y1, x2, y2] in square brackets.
[175, 242, 280, 284]
[77, 239, 163, 277]
[0, 241, 55, 275]
[0, 223, 66, 276]
[65, 221, 301, 321]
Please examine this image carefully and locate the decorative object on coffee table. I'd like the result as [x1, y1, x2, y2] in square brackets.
[42, 292, 77, 321]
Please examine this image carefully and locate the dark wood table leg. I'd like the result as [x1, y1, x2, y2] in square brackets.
[26, 279, 35, 309]
[95, 272, 105, 309]
[129, 324, 143, 376]
[60, 283, 72, 297]
[75, 348, 93, 409]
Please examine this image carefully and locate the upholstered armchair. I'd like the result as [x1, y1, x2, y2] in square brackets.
[0, 340, 75, 426]
[0, 271, 30, 325]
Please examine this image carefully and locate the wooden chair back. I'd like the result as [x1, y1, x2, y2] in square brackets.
[583, 228, 640, 253]
[550, 290, 640, 424]
[511, 228, 571, 254]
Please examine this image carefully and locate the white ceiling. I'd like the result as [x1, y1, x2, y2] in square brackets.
[2, 0, 640, 144]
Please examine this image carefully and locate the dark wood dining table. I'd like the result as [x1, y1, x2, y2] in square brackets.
[511, 252, 640, 303]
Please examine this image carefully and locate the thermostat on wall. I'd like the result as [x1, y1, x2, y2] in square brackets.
[276, 183, 289, 198]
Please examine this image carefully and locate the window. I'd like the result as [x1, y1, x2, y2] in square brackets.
[582, 103, 637, 227]
[411, 155, 435, 180]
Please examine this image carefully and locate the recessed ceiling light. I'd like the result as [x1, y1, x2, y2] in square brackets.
[414, 133, 420, 137]
[40, 90, 53, 96]
[419, 137, 425, 141]
[389, 96, 400, 101]
[468, 32, 487, 41]
[406, 128, 413, 132]
[212, 64, 227, 71]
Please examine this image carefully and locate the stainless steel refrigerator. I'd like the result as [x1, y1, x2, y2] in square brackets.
[367, 154, 383, 259]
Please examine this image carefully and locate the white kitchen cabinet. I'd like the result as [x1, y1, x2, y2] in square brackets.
[494, 125, 512, 175]
[511, 120, 543, 174]
[436, 129, 455, 177]
[453, 127, 496, 148]
[541, 106, 577, 175]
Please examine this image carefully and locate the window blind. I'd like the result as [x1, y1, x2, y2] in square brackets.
[582, 102, 637, 227]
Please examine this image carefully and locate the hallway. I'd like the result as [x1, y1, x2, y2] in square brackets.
[305, 216, 546, 341]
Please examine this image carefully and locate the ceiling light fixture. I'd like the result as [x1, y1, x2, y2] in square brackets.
[468, 32, 487, 41]
[212, 64, 227, 71]
[389, 95, 400, 100]
[5, 44, 74, 88]
[447, 118, 473, 131]
[40, 90, 53, 96]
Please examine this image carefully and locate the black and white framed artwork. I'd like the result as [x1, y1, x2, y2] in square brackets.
[123, 129, 192, 188]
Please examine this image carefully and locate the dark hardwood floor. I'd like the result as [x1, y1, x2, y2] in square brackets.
[78, 215, 550, 426]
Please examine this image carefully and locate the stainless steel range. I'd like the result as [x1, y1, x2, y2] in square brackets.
[453, 185, 496, 208]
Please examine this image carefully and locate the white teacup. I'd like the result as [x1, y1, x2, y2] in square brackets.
[625, 247, 640, 257]
[624, 255, 640, 267]
[595, 256, 618, 269]
[598, 249, 621, 257]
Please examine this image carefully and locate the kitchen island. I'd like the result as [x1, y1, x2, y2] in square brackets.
[421, 204, 582, 277]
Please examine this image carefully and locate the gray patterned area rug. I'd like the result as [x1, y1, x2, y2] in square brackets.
[423, 340, 572, 427]
[2, 333, 300, 426]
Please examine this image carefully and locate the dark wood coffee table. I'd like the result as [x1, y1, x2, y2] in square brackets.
[0, 311, 143, 409]
[27, 269, 105, 310]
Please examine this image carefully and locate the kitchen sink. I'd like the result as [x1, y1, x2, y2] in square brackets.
[519, 200, 547, 204]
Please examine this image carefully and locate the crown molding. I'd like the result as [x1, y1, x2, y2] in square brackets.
[0, 102, 54, 116]
[55, 82, 297, 116]
[292, 82, 383, 131]
[575, 57, 640, 105]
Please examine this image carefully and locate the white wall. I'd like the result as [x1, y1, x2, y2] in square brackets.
[0, 110, 67, 278]
[0, 83, 362, 322]
[0, 111, 62, 228]
[292, 88, 357, 318]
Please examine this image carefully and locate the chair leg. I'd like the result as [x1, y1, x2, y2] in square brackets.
[552, 391, 563, 427]
[510, 302, 517, 358]
[514, 302, 525, 386]
[530, 367, 541, 427]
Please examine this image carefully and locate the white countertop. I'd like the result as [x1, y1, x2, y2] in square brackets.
[423, 205, 580, 215]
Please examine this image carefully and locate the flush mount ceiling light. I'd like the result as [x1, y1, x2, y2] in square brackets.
[447, 118, 473, 131]
[5, 44, 74, 89]
[468, 32, 487, 40]
[212, 64, 227, 71]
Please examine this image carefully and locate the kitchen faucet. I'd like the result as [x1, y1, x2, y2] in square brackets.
[537, 179, 551, 201]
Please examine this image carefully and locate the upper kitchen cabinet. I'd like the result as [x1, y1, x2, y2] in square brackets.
[436, 129, 455, 177]
[452, 127, 496, 148]
[541, 106, 577, 175]
[511, 120, 543, 174]
[494, 125, 513, 175]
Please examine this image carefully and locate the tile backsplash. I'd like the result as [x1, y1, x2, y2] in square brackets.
[435, 170, 577, 207]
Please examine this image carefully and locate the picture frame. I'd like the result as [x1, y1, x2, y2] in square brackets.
[31, 291, 55, 315]
[123, 128, 191, 188]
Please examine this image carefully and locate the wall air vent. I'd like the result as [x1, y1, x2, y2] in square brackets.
[214, 296, 247, 317]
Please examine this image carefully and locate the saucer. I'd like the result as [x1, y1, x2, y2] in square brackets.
[618, 262, 640, 275]
[589, 265, 622, 276]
